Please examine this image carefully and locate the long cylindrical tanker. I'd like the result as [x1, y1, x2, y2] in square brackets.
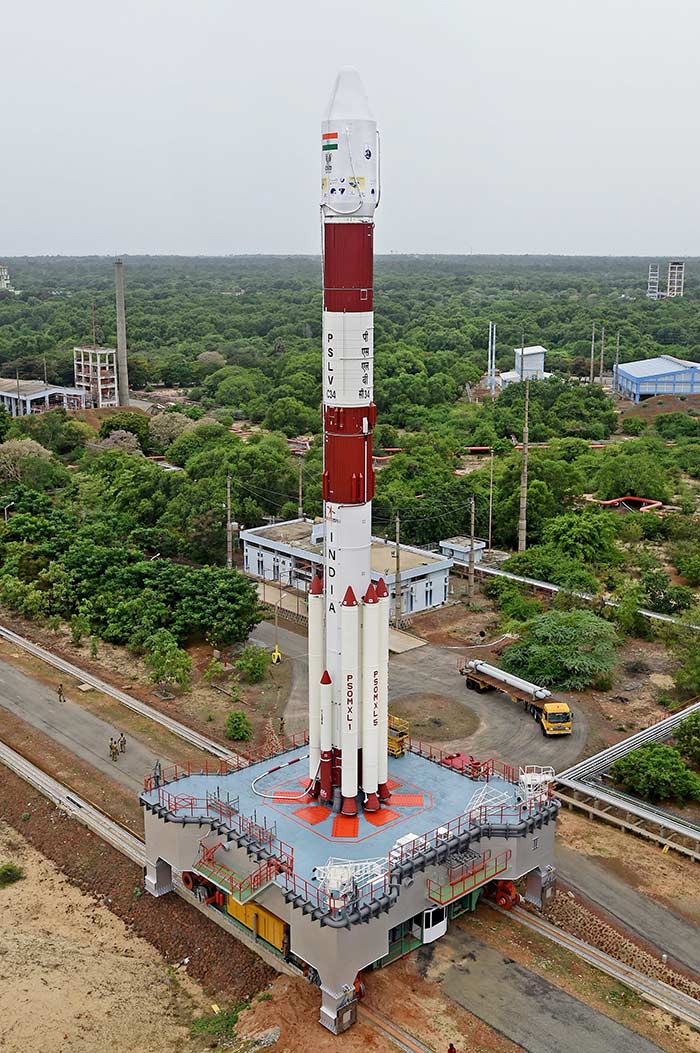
[308, 68, 391, 816]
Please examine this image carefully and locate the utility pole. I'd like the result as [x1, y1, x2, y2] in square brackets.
[589, 321, 596, 384]
[114, 258, 130, 407]
[520, 327, 525, 381]
[468, 494, 476, 600]
[394, 511, 402, 627]
[297, 460, 304, 519]
[488, 447, 494, 553]
[518, 379, 530, 553]
[614, 331, 620, 392]
[225, 472, 233, 570]
[599, 324, 605, 383]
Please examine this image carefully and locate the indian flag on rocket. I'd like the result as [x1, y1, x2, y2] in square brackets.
[322, 132, 338, 151]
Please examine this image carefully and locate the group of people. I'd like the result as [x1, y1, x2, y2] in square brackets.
[109, 733, 127, 762]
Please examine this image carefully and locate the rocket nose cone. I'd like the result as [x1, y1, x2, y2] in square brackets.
[324, 66, 374, 122]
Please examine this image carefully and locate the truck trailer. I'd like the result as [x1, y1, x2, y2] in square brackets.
[459, 659, 573, 736]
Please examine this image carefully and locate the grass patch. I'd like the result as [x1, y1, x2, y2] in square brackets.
[190, 1001, 248, 1040]
[0, 863, 25, 888]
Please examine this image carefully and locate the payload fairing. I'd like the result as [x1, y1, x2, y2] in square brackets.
[308, 68, 391, 817]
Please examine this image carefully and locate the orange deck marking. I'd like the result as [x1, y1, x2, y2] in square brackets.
[387, 778, 402, 790]
[387, 794, 424, 807]
[272, 792, 312, 802]
[294, 805, 330, 825]
[332, 815, 359, 838]
[364, 808, 400, 826]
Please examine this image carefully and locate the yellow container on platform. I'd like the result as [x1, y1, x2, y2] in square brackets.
[226, 894, 287, 952]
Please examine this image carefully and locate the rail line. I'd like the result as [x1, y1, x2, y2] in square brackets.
[358, 1005, 434, 1052]
[557, 698, 700, 862]
[3, 739, 699, 1038]
[496, 903, 700, 1031]
[0, 739, 146, 865]
[0, 623, 235, 760]
[474, 563, 700, 632]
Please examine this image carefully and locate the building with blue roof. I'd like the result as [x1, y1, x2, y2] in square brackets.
[616, 355, 700, 402]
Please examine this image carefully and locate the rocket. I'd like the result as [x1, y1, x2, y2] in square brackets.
[307, 68, 391, 816]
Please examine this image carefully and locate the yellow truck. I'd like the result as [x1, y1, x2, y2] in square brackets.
[459, 659, 573, 736]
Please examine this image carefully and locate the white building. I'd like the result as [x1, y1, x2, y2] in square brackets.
[73, 347, 119, 408]
[498, 345, 552, 388]
[0, 378, 86, 417]
[438, 536, 487, 568]
[241, 518, 453, 616]
[0, 264, 16, 293]
[615, 355, 700, 402]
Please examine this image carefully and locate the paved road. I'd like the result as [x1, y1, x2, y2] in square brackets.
[0, 659, 169, 791]
[251, 620, 587, 770]
[441, 931, 663, 1053]
[555, 844, 700, 976]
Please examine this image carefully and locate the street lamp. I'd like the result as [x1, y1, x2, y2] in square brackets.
[3, 502, 14, 523]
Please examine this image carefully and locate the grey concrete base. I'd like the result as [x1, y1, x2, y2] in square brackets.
[319, 986, 357, 1033]
[145, 858, 173, 897]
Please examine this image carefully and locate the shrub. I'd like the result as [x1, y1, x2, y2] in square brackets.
[203, 658, 225, 683]
[621, 417, 647, 436]
[235, 644, 270, 683]
[675, 712, 700, 768]
[225, 710, 253, 741]
[610, 744, 700, 804]
[501, 609, 618, 690]
[0, 863, 25, 888]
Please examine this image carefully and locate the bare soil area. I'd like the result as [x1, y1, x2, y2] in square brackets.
[409, 597, 503, 649]
[390, 691, 479, 742]
[0, 822, 206, 1053]
[466, 904, 700, 1053]
[617, 393, 700, 426]
[0, 766, 276, 1005]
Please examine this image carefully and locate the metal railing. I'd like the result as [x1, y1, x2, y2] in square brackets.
[426, 848, 511, 905]
[406, 740, 518, 784]
[143, 733, 310, 792]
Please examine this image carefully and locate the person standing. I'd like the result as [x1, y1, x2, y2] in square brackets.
[119, 732, 127, 754]
[57, 683, 65, 703]
[109, 738, 118, 762]
[447, 1044, 457, 1053]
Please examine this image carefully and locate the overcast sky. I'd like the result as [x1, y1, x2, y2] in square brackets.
[2, 0, 699, 256]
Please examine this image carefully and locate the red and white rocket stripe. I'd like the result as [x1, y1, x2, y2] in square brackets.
[309, 69, 390, 816]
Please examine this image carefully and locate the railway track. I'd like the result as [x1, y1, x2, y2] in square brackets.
[3, 739, 699, 1040]
[0, 740, 146, 865]
[0, 623, 235, 760]
[557, 697, 700, 862]
[497, 903, 700, 1031]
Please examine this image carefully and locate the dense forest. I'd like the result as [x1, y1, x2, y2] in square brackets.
[1, 255, 699, 439]
[0, 256, 699, 695]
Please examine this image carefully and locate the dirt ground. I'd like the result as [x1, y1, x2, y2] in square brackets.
[617, 392, 700, 427]
[557, 810, 700, 923]
[0, 822, 207, 1053]
[0, 609, 290, 752]
[408, 597, 505, 649]
[234, 960, 519, 1053]
[0, 766, 276, 1006]
[465, 904, 700, 1053]
[389, 691, 479, 742]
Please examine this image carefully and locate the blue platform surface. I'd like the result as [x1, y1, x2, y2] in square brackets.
[143, 747, 530, 888]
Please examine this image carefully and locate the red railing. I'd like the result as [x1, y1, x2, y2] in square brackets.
[282, 868, 390, 916]
[142, 732, 310, 792]
[152, 789, 294, 870]
[406, 739, 518, 784]
[426, 849, 512, 905]
[194, 842, 282, 900]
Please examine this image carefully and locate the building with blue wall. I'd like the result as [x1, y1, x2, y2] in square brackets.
[615, 355, 700, 402]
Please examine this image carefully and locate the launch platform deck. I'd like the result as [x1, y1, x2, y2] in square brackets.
[142, 745, 540, 893]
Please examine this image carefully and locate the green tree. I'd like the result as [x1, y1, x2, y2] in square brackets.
[501, 610, 618, 689]
[225, 709, 253, 741]
[610, 744, 700, 804]
[675, 712, 700, 768]
[235, 644, 270, 683]
[98, 411, 150, 451]
[143, 629, 192, 687]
